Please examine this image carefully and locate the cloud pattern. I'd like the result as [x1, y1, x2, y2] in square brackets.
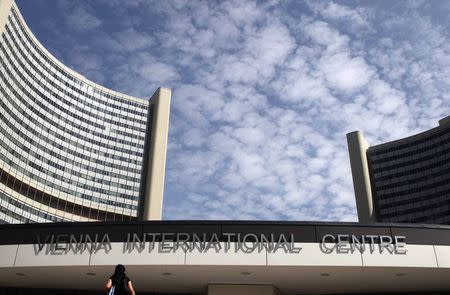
[17, 0, 450, 221]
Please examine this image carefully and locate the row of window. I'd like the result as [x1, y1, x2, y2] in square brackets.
[0, 189, 65, 222]
[379, 194, 450, 217]
[375, 174, 450, 200]
[0, 135, 140, 201]
[4, 22, 149, 134]
[380, 205, 450, 224]
[377, 181, 450, 207]
[0, 204, 42, 224]
[377, 190, 450, 214]
[10, 9, 149, 114]
[1, 134, 139, 192]
[0, 74, 145, 169]
[373, 163, 450, 191]
[395, 212, 450, 224]
[0, 56, 146, 160]
[0, 156, 138, 210]
[369, 142, 450, 174]
[370, 150, 450, 181]
[0, 36, 146, 152]
[369, 128, 450, 162]
[0, 106, 142, 183]
[0, 80, 143, 171]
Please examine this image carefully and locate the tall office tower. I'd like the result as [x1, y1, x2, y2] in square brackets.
[0, 0, 171, 223]
[347, 116, 450, 225]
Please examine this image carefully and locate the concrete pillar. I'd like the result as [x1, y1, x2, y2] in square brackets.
[208, 284, 281, 295]
[346, 131, 376, 223]
[141, 87, 171, 220]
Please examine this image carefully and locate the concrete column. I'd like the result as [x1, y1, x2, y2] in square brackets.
[0, 0, 14, 35]
[142, 87, 171, 220]
[208, 284, 281, 295]
[346, 131, 376, 223]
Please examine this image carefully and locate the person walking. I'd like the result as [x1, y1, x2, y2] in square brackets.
[105, 264, 136, 295]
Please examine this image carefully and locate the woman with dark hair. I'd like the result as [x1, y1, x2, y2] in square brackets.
[105, 264, 136, 295]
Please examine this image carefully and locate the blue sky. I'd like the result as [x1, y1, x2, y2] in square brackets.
[16, 0, 450, 221]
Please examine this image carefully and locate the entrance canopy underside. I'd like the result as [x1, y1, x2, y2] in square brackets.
[1, 265, 450, 294]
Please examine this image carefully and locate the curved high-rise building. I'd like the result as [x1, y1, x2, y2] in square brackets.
[0, 0, 171, 223]
[347, 117, 450, 225]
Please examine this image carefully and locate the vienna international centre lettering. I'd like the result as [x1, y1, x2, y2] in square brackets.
[320, 234, 407, 254]
[33, 232, 408, 255]
[124, 233, 301, 254]
[34, 234, 111, 255]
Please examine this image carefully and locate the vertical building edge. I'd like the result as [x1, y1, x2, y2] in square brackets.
[141, 87, 171, 220]
[346, 131, 376, 223]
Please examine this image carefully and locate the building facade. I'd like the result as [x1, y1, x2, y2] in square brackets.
[0, 0, 171, 223]
[1, 220, 450, 294]
[347, 117, 450, 224]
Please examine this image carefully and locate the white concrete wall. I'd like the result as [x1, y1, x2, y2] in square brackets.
[142, 87, 171, 221]
[346, 131, 376, 223]
[2, 242, 450, 294]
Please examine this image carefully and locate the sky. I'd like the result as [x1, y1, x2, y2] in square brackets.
[16, 0, 450, 222]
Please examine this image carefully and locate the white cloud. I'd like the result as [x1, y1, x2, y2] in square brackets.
[65, 6, 102, 31]
[303, 21, 349, 51]
[116, 28, 153, 52]
[181, 128, 206, 148]
[319, 53, 374, 93]
[367, 79, 406, 115]
[246, 22, 296, 69]
[40, 0, 450, 222]
[307, 1, 370, 35]
[138, 61, 179, 84]
[321, 2, 367, 26]
[233, 127, 266, 146]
